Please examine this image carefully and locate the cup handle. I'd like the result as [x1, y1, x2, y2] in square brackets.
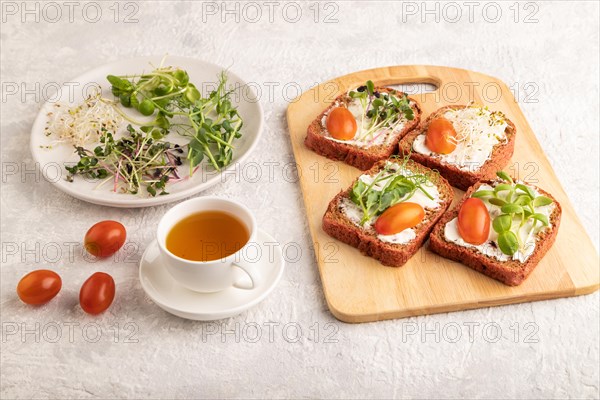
[232, 259, 262, 290]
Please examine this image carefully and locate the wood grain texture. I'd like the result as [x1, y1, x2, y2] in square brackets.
[286, 65, 599, 323]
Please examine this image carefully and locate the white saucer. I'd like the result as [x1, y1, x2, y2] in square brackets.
[139, 230, 285, 320]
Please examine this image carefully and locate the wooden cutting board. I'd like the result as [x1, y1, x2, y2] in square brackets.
[286, 65, 599, 323]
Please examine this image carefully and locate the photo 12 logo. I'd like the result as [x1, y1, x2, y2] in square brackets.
[413, 80, 540, 105]
[401, 321, 540, 344]
[198, 321, 339, 344]
[400, 1, 540, 24]
[1, 239, 141, 265]
[1, 321, 139, 344]
[200, 1, 340, 24]
[1, 81, 102, 104]
[1, 1, 140, 24]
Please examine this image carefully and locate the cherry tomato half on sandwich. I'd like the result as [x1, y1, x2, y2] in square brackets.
[84, 220, 126, 258]
[425, 118, 457, 154]
[457, 198, 491, 245]
[326, 107, 357, 140]
[17, 270, 62, 305]
[374, 202, 425, 235]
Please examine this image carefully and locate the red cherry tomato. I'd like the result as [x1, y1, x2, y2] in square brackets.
[84, 220, 126, 258]
[326, 107, 357, 140]
[425, 117, 457, 154]
[374, 202, 425, 235]
[79, 272, 115, 315]
[457, 198, 491, 245]
[17, 270, 62, 305]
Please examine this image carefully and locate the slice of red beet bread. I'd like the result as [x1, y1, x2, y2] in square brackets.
[399, 105, 516, 190]
[429, 180, 562, 286]
[305, 87, 422, 170]
[322, 159, 453, 267]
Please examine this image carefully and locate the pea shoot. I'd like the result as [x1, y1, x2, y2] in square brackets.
[472, 171, 554, 256]
[107, 66, 243, 173]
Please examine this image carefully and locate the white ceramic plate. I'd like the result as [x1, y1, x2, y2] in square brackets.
[139, 230, 285, 321]
[30, 56, 263, 208]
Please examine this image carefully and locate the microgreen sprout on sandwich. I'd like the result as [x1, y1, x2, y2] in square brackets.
[469, 171, 555, 258]
[305, 81, 422, 170]
[400, 104, 516, 190]
[414, 104, 508, 167]
[429, 171, 561, 286]
[349, 155, 437, 226]
[322, 157, 453, 268]
[346, 80, 414, 143]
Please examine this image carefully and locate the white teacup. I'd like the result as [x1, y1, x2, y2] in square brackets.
[156, 196, 262, 293]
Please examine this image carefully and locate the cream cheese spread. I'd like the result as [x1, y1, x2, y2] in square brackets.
[443, 183, 554, 263]
[412, 106, 508, 171]
[340, 162, 442, 244]
[321, 94, 412, 149]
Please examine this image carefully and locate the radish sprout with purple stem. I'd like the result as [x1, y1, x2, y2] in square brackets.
[348, 80, 414, 143]
[65, 125, 189, 196]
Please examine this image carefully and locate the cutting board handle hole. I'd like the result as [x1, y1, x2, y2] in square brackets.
[386, 82, 438, 95]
